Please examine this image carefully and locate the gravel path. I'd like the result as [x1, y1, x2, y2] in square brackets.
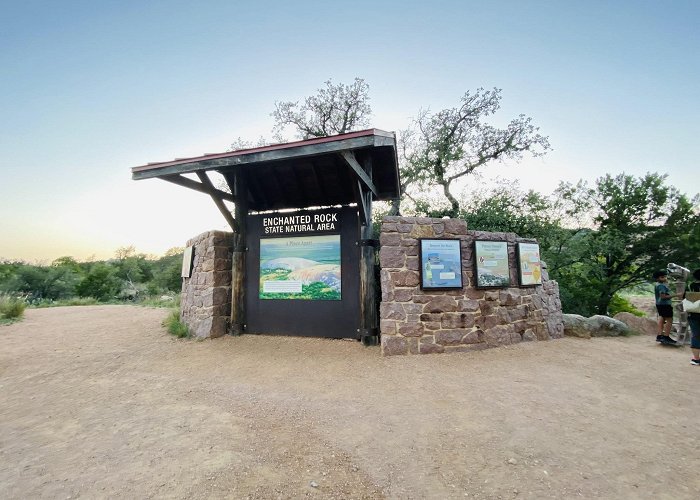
[1, 305, 698, 499]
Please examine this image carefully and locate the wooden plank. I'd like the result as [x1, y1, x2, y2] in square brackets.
[340, 150, 378, 197]
[195, 172, 238, 232]
[358, 155, 378, 345]
[162, 174, 236, 202]
[132, 135, 378, 180]
[230, 169, 248, 336]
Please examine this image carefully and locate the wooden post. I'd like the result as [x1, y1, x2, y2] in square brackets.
[230, 169, 248, 335]
[358, 156, 378, 346]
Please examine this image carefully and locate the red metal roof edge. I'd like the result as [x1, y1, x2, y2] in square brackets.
[131, 128, 395, 172]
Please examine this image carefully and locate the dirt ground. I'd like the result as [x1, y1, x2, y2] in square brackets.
[1, 306, 698, 499]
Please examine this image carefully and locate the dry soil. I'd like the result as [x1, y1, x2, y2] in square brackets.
[1, 305, 698, 499]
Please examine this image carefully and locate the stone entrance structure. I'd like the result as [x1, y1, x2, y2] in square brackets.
[379, 216, 564, 356]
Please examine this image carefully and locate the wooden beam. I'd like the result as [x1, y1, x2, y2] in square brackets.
[195, 172, 238, 232]
[230, 169, 248, 336]
[340, 151, 378, 197]
[358, 155, 378, 345]
[162, 174, 235, 202]
[132, 135, 379, 180]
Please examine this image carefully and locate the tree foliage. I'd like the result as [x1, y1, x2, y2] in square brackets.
[552, 172, 700, 314]
[395, 88, 550, 217]
[443, 174, 699, 316]
[271, 78, 371, 140]
[0, 249, 185, 304]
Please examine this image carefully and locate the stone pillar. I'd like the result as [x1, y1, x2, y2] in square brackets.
[180, 230, 233, 339]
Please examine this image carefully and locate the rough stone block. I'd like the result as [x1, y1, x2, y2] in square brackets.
[419, 339, 445, 354]
[393, 288, 413, 302]
[462, 330, 484, 344]
[380, 232, 402, 246]
[441, 312, 475, 329]
[499, 290, 521, 306]
[476, 314, 499, 331]
[410, 224, 435, 238]
[394, 270, 420, 287]
[408, 337, 420, 354]
[398, 323, 424, 337]
[380, 319, 397, 335]
[443, 219, 468, 235]
[380, 303, 406, 320]
[522, 329, 537, 341]
[382, 336, 409, 356]
[435, 329, 466, 346]
[458, 299, 480, 312]
[379, 247, 406, 269]
[423, 296, 458, 313]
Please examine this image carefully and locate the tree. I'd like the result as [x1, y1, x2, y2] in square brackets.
[271, 78, 371, 140]
[394, 88, 550, 217]
[76, 263, 120, 301]
[553, 173, 700, 315]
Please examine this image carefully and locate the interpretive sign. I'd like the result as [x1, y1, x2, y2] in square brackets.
[517, 242, 543, 286]
[419, 239, 463, 290]
[181, 246, 194, 278]
[474, 240, 510, 288]
[259, 234, 341, 300]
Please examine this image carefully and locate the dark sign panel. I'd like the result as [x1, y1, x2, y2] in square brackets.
[245, 207, 360, 338]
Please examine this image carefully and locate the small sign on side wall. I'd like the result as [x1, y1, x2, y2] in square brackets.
[181, 246, 194, 278]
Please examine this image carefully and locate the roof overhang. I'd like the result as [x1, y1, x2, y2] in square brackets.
[131, 128, 400, 212]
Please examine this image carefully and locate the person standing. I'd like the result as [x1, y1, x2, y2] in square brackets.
[653, 270, 676, 345]
[687, 269, 700, 365]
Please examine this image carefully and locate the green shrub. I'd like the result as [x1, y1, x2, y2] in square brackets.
[0, 294, 26, 321]
[608, 294, 644, 317]
[163, 309, 189, 338]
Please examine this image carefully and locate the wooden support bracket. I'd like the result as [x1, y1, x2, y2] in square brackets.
[340, 151, 378, 197]
[195, 172, 238, 232]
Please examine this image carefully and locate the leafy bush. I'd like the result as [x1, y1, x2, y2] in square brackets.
[608, 294, 644, 317]
[0, 294, 26, 321]
[76, 263, 121, 301]
[163, 309, 189, 338]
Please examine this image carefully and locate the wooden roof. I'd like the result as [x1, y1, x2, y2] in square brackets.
[131, 129, 400, 212]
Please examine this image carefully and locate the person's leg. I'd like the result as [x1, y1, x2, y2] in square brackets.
[656, 305, 665, 341]
[663, 315, 673, 336]
[689, 316, 700, 363]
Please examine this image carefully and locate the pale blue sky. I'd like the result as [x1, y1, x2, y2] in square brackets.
[1, 0, 698, 261]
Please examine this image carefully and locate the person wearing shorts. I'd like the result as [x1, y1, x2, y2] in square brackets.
[687, 269, 700, 365]
[653, 270, 676, 344]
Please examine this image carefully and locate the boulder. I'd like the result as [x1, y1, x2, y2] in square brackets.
[562, 314, 591, 338]
[613, 312, 657, 336]
[562, 314, 631, 338]
[588, 315, 630, 337]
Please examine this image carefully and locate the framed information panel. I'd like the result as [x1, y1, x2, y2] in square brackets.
[474, 240, 511, 288]
[517, 242, 543, 286]
[419, 239, 463, 290]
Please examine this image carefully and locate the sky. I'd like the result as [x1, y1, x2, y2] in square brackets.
[1, 0, 698, 262]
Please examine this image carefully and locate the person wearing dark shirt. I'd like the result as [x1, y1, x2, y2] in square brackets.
[686, 269, 700, 366]
[653, 270, 676, 345]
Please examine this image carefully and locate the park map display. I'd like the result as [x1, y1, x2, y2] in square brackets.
[259, 235, 341, 300]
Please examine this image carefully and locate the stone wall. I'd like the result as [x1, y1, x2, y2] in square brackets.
[181, 230, 233, 339]
[379, 216, 564, 356]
